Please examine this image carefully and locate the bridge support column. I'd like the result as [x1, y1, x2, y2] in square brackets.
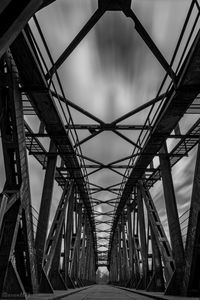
[118, 223, 124, 285]
[147, 224, 165, 292]
[83, 224, 95, 285]
[126, 203, 134, 287]
[42, 182, 73, 291]
[64, 186, 75, 288]
[109, 233, 119, 284]
[127, 201, 141, 287]
[121, 214, 129, 285]
[182, 137, 200, 296]
[48, 222, 66, 290]
[70, 203, 83, 286]
[132, 207, 141, 287]
[83, 223, 90, 284]
[35, 140, 57, 281]
[80, 216, 87, 284]
[83, 219, 94, 285]
[89, 241, 96, 284]
[139, 181, 174, 288]
[88, 229, 96, 284]
[0, 53, 38, 297]
[160, 143, 185, 294]
[137, 185, 148, 289]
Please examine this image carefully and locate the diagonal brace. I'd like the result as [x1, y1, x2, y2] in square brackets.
[123, 9, 176, 83]
[46, 8, 105, 79]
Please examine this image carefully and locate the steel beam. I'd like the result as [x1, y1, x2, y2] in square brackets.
[147, 224, 165, 292]
[0, 53, 38, 296]
[48, 222, 67, 290]
[182, 136, 200, 296]
[39, 0, 57, 10]
[132, 208, 140, 287]
[84, 226, 91, 283]
[159, 143, 185, 294]
[137, 185, 148, 289]
[111, 93, 166, 126]
[139, 181, 174, 284]
[117, 226, 123, 284]
[0, 0, 42, 58]
[123, 9, 176, 82]
[35, 140, 57, 280]
[70, 203, 83, 285]
[65, 124, 149, 131]
[43, 182, 73, 276]
[64, 187, 75, 287]
[121, 215, 129, 285]
[127, 202, 135, 286]
[80, 217, 87, 283]
[46, 9, 106, 79]
[0, 193, 8, 233]
[98, 0, 131, 10]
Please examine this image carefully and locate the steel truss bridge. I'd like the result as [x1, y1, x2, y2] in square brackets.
[1, 0, 200, 298]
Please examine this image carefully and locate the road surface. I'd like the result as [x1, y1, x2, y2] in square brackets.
[60, 285, 157, 299]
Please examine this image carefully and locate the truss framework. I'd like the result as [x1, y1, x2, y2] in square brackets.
[1, 0, 200, 297]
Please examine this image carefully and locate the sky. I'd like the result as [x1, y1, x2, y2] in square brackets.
[0, 0, 198, 274]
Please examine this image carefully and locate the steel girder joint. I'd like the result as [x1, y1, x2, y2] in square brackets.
[98, 0, 132, 11]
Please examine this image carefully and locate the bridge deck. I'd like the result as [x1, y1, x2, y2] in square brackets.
[26, 285, 200, 300]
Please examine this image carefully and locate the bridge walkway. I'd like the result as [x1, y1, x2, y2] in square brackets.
[25, 285, 200, 300]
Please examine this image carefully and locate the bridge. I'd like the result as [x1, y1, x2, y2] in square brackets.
[0, 0, 200, 299]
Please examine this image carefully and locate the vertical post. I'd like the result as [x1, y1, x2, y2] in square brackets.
[139, 180, 174, 283]
[88, 238, 94, 283]
[80, 216, 86, 284]
[114, 231, 119, 283]
[35, 140, 57, 279]
[132, 208, 140, 286]
[70, 203, 83, 284]
[64, 186, 75, 287]
[127, 203, 134, 282]
[121, 214, 129, 285]
[148, 224, 165, 292]
[43, 182, 73, 276]
[118, 222, 124, 284]
[137, 185, 148, 289]
[76, 204, 83, 285]
[115, 234, 119, 283]
[88, 231, 94, 284]
[109, 248, 114, 283]
[84, 224, 91, 284]
[117, 225, 123, 284]
[182, 137, 200, 296]
[114, 232, 120, 283]
[48, 221, 67, 290]
[109, 232, 118, 284]
[159, 142, 185, 294]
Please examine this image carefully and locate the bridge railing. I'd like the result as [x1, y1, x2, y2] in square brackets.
[30, 204, 40, 238]
[115, 0, 200, 209]
[168, 207, 190, 247]
[179, 208, 190, 247]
